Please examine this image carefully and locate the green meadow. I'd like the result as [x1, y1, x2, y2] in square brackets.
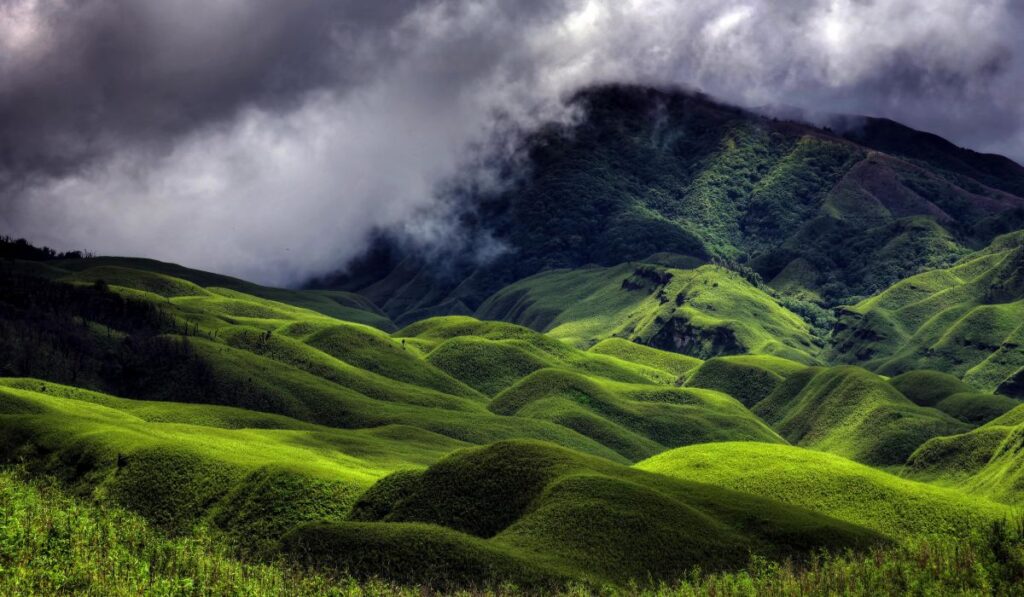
[3, 224, 1024, 593]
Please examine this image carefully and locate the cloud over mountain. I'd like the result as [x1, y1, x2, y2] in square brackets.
[1, 0, 1021, 284]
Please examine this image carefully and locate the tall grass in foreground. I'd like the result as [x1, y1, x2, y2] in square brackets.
[1, 467, 1022, 596]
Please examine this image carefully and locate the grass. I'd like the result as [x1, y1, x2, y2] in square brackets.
[889, 370, 1020, 424]
[51, 257, 396, 330]
[488, 368, 783, 460]
[907, 403, 1024, 505]
[476, 263, 820, 363]
[291, 440, 883, 586]
[752, 366, 970, 465]
[637, 442, 1010, 538]
[7, 238, 1024, 591]
[5, 467, 1023, 596]
[826, 231, 1024, 392]
[587, 338, 702, 380]
[683, 355, 806, 407]
[0, 380, 467, 550]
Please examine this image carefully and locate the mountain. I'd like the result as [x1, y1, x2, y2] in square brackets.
[325, 85, 1024, 326]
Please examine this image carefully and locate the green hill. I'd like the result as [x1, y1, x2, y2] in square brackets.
[488, 368, 783, 460]
[684, 354, 807, 407]
[476, 262, 820, 362]
[889, 370, 1020, 424]
[0, 379, 467, 551]
[586, 337, 702, 379]
[907, 403, 1024, 504]
[825, 231, 1024, 392]
[285, 440, 882, 587]
[752, 366, 970, 465]
[47, 256, 396, 330]
[637, 442, 1009, 538]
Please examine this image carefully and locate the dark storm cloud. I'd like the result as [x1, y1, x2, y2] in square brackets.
[0, 0, 423, 181]
[2, 0, 1022, 285]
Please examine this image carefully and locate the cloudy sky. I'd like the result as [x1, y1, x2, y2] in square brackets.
[1, 0, 1022, 285]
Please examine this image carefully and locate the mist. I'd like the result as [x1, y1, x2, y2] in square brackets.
[1, 0, 1021, 286]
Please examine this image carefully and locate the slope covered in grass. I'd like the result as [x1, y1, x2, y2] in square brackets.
[826, 231, 1024, 392]
[488, 368, 782, 460]
[0, 380, 469, 551]
[587, 338, 702, 379]
[49, 256, 396, 330]
[752, 366, 970, 465]
[286, 440, 882, 587]
[889, 370, 1020, 424]
[476, 263, 820, 363]
[637, 442, 1009, 539]
[907, 403, 1024, 504]
[684, 354, 806, 407]
[399, 316, 677, 394]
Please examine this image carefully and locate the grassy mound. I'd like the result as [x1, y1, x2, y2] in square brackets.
[488, 368, 782, 460]
[426, 337, 551, 396]
[637, 442, 1009, 539]
[889, 370, 974, 407]
[933, 392, 1021, 425]
[587, 338, 703, 379]
[684, 355, 804, 407]
[312, 440, 882, 585]
[889, 370, 1020, 424]
[404, 316, 676, 392]
[476, 263, 820, 363]
[752, 366, 970, 465]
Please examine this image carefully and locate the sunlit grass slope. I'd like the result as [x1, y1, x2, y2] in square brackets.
[51, 256, 396, 330]
[488, 368, 783, 460]
[397, 316, 679, 394]
[752, 366, 970, 465]
[826, 231, 1024, 392]
[476, 263, 821, 363]
[285, 440, 882, 587]
[907, 403, 1024, 504]
[637, 442, 1009, 539]
[587, 337, 702, 380]
[0, 380, 466, 552]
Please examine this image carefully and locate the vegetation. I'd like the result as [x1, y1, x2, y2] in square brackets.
[752, 366, 969, 465]
[476, 263, 820, 363]
[826, 231, 1024, 392]
[6, 82, 1024, 592]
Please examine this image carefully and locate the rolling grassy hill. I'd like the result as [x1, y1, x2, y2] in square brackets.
[906, 403, 1024, 505]
[285, 440, 883, 587]
[476, 262, 821, 362]
[488, 368, 783, 460]
[637, 442, 1010, 538]
[42, 256, 395, 330]
[5, 236, 1024, 590]
[752, 366, 970, 465]
[825, 231, 1024, 393]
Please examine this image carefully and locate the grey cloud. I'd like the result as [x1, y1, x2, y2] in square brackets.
[1, 0, 1022, 285]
